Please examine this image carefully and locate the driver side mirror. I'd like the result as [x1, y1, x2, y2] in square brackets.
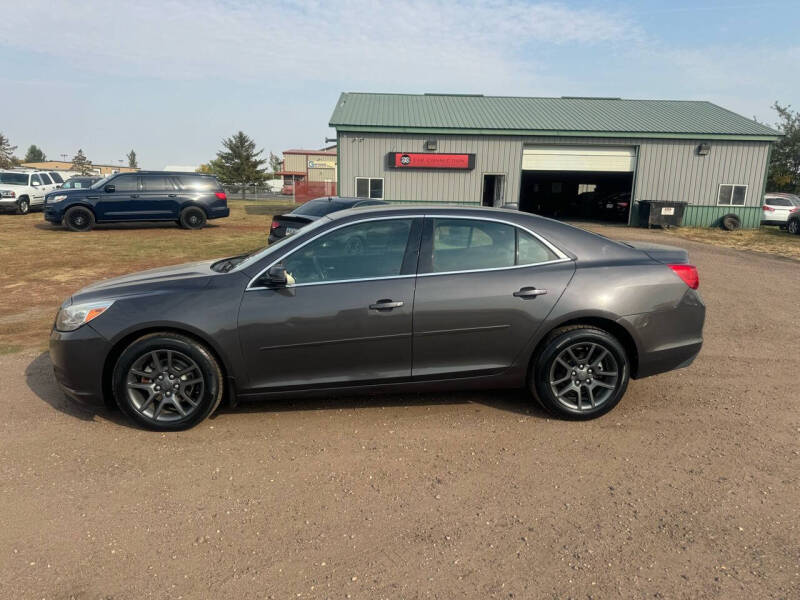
[104, 184, 115, 193]
[261, 265, 288, 288]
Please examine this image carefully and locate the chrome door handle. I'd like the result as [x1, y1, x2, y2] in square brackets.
[168, 194, 177, 197]
[369, 299, 404, 310]
[513, 287, 548, 298]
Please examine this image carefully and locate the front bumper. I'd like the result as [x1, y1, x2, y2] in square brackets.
[49, 324, 112, 406]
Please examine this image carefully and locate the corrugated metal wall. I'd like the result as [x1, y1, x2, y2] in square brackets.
[308, 167, 336, 183]
[338, 132, 770, 224]
[284, 154, 308, 172]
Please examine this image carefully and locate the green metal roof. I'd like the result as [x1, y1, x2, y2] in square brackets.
[330, 93, 780, 140]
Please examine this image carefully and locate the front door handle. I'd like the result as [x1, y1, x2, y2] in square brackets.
[168, 194, 177, 197]
[513, 287, 548, 299]
[130, 194, 140, 198]
[369, 299, 404, 311]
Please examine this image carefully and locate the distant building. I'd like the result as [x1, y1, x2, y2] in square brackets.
[21, 160, 138, 176]
[277, 149, 337, 197]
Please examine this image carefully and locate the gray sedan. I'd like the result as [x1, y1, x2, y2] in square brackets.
[50, 206, 705, 430]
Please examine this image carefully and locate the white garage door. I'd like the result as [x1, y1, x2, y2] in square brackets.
[522, 145, 636, 172]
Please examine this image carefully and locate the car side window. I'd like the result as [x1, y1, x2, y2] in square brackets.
[427, 219, 559, 273]
[50, 172, 64, 184]
[767, 198, 789, 206]
[281, 219, 413, 285]
[112, 175, 139, 192]
[517, 229, 558, 265]
[142, 176, 174, 192]
[430, 219, 515, 272]
[40, 173, 53, 185]
[31, 174, 42, 186]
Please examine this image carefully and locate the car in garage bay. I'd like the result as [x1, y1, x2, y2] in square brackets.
[49, 205, 704, 430]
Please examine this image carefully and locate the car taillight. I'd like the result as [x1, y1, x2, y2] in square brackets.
[669, 264, 699, 290]
[790, 207, 800, 214]
[762, 204, 775, 212]
[215, 191, 227, 200]
[270, 220, 280, 230]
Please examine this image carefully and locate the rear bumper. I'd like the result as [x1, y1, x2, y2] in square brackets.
[620, 288, 706, 379]
[208, 205, 229, 219]
[49, 324, 111, 406]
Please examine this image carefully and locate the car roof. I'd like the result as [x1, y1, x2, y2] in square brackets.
[764, 192, 800, 203]
[109, 171, 217, 177]
[306, 196, 387, 206]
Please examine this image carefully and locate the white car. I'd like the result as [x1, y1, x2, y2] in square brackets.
[0, 170, 57, 214]
[762, 193, 800, 227]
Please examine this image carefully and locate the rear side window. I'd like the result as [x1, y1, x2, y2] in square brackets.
[112, 175, 139, 192]
[142, 175, 175, 192]
[39, 173, 53, 184]
[50, 172, 64, 184]
[765, 197, 791, 207]
[428, 219, 558, 273]
[291, 199, 347, 217]
[175, 175, 220, 191]
[0, 173, 28, 185]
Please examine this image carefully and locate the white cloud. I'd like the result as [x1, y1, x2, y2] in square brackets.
[0, 0, 637, 89]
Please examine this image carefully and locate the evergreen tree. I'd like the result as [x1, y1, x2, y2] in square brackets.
[215, 131, 267, 196]
[269, 151, 282, 173]
[127, 149, 138, 169]
[0, 132, 18, 169]
[71, 149, 93, 175]
[24, 144, 47, 162]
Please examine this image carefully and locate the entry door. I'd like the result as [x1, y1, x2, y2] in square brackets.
[94, 174, 140, 221]
[238, 217, 422, 391]
[140, 174, 180, 220]
[412, 217, 575, 378]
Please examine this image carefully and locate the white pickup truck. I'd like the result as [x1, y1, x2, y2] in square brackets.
[0, 170, 64, 214]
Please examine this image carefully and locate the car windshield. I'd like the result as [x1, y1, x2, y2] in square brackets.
[230, 217, 332, 272]
[0, 172, 28, 185]
[90, 176, 112, 189]
[290, 199, 349, 217]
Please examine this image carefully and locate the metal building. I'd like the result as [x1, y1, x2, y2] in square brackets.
[330, 93, 781, 228]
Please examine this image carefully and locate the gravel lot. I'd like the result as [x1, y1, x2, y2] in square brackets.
[1, 224, 798, 599]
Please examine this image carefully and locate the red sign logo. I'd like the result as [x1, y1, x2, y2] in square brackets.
[389, 152, 474, 170]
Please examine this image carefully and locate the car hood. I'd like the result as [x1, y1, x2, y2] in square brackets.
[70, 259, 218, 304]
[46, 187, 91, 198]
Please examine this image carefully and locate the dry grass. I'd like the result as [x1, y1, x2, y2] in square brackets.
[664, 226, 800, 262]
[0, 200, 294, 353]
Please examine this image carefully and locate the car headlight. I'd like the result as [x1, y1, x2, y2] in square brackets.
[51, 194, 68, 202]
[55, 300, 115, 332]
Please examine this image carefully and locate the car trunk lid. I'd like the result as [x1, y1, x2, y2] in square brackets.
[624, 241, 689, 264]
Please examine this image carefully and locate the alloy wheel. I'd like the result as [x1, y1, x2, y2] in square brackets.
[125, 349, 205, 423]
[548, 341, 620, 412]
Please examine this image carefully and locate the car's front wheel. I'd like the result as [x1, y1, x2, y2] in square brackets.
[17, 197, 30, 215]
[531, 325, 630, 419]
[64, 206, 95, 232]
[179, 206, 207, 230]
[112, 333, 224, 430]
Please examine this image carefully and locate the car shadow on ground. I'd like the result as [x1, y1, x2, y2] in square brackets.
[32, 221, 221, 232]
[26, 352, 548, 428]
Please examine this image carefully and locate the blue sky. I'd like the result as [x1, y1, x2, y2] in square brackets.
[2, 0, 798, 169]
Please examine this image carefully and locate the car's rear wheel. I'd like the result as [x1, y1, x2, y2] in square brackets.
[112, 333, 223, 431]
[64, 206, 95, 232]
[179, 206, 207, 230]
[531, 326, 629, 419]
[788, 219, 800, 235]
[17, 197, 30, 215]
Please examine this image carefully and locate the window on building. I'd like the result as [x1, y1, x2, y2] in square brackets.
[355, 177, 384, 200]
[717, 184, 747, 206]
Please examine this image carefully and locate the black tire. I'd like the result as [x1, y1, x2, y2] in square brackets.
[720, 213, 741, 231]
[788, 219, 800, 235]
[179, 206, 207, 230]
[531, 325, 630, 420]
[64, 206, 95, 232]
[17, 197, 30, 215]
[112, 332, 223, 431]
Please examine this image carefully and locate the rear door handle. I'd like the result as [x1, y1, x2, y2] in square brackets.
[130, 194, 140, 198]
[168, 194, 177, 197]
[513, 287, 548, 298]
[369, 299, 404, 310]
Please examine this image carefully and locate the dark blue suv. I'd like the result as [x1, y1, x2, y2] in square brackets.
[44, 171, 229, 231]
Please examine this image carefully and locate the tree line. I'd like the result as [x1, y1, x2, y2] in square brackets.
[0, 135, 139, 173]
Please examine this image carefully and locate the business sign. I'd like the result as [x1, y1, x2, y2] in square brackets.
[308, 159, 336, 169]
[387, 152, 475, 170]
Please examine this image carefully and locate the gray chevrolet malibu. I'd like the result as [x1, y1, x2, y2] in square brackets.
[50, 206, 704, 430]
